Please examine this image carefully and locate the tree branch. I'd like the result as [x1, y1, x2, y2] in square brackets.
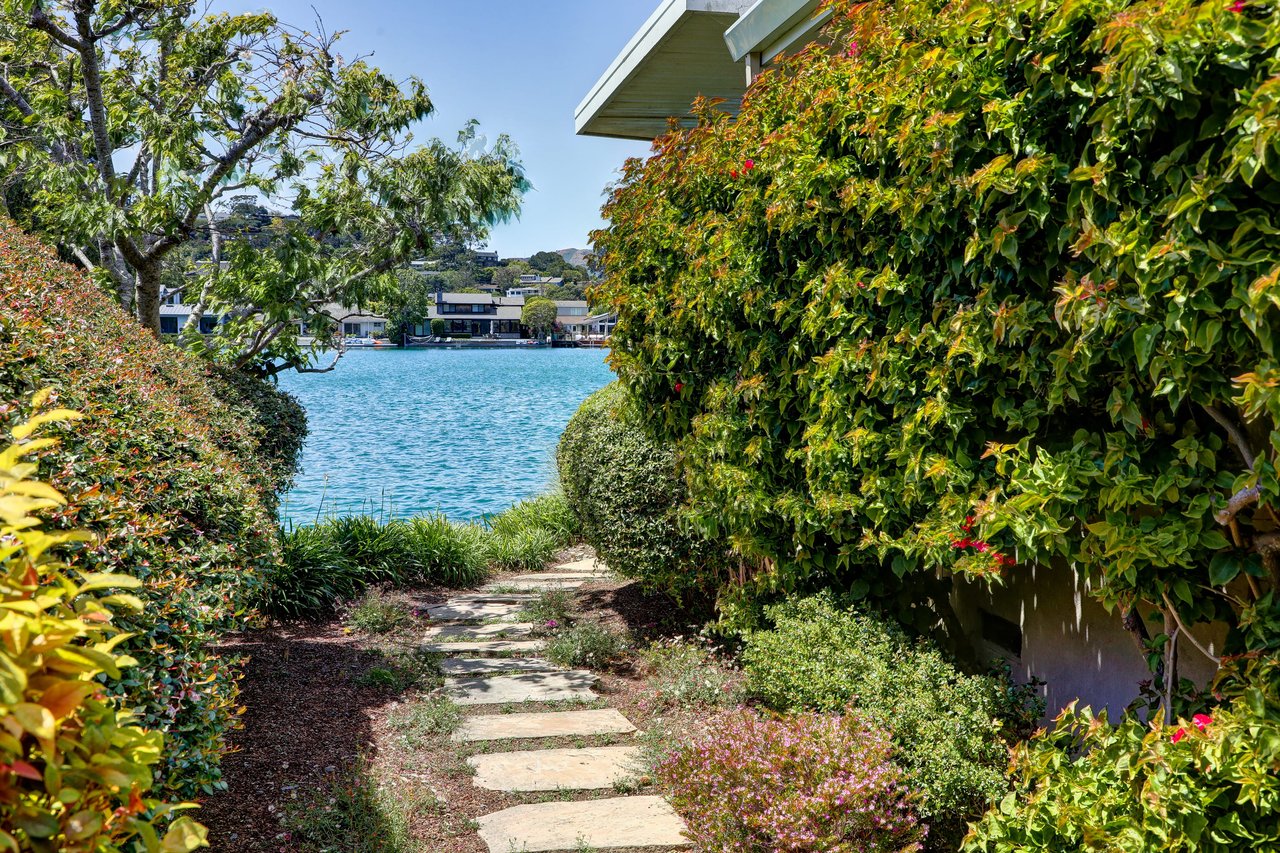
[1202, 404, 1257, 470]
[1160, 593, 1220, 666]
[1215, 484, 1261, 526]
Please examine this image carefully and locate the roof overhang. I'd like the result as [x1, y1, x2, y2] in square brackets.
[724, 0, 829, 65]
[575, 0, 754, 141]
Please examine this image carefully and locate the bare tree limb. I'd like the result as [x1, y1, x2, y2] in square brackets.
[1160, 593, 1220, 666]
[1202, 403, 1257, 470]
[1215, 485, 1261, 526]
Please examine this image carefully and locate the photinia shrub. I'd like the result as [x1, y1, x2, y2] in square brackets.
[0, 404, 207, 852]
[0, 219, 284, 795]
[658, 708, 926, 852]
[963, 658, 1280, 852]
[593, 0, 1280, 674]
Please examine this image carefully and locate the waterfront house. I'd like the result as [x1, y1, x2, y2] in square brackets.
[576, 0, 1225, 717]
[159, 288, 221, 334]
[319, 303, 388, 338]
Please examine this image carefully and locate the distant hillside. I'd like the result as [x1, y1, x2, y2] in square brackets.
[557, 248, 593, 269]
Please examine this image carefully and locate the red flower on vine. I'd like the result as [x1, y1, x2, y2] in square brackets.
[675, 382, 684, 393]
[1192, 713, 1213, 731]
[730, 169, 739, 179]
[1171, 727, 1187, 743]
[743, 158, 756, 172]
[1229, 0, 1245, 11]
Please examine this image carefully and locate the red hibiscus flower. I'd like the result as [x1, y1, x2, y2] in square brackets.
[1192, 713, 1213, 731]
[1171, 727, 1187, 743]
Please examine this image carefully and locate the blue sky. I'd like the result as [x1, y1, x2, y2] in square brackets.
[219, 0, 659, 258]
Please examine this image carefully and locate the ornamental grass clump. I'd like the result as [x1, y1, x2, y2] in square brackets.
[658, 709, 926, 852]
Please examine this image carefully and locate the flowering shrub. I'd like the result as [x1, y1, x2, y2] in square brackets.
[658, 709, 926, 852]
[593, 0, 1280, 651]
[964, 660, 1280, 852]
[742, 594, 1025, 847]
[558, 382, 730, 601]
[0, 220, 283, 794]
[0, 405, 207, 852]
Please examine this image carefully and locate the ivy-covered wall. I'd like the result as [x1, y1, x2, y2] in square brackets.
[593, 0, 1280, 692]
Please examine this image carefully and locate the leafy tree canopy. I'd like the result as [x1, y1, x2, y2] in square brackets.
[521, 296, 557, 335]
[0, 0, 528, 375]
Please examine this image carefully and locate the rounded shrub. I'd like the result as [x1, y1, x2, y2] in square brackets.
[742, 595, 1023, 847]
[0, 219, 284, 795]
[557, 382, 728, 600]
[659, 709, 926, 852]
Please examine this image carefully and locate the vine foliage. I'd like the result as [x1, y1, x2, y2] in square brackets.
[593, 0, 1280, 669]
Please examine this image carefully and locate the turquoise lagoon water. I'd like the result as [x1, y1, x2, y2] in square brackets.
[276, 347, 614, 528]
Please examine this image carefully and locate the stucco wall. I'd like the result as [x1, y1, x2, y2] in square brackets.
[951, 561, 1225, 718]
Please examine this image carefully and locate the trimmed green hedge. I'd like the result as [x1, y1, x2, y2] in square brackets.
[558, 382, 728, 602]
[0, 219, 286, 795]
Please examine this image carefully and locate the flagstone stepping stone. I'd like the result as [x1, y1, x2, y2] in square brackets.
[445, 592, 538, 604]
[446, 671, 597, 705]
[477, 796, 691, 852]
[468, 745, 641, 792]
[453, 708, 636, 742]
[424, 623, 533, 641]
[553, 557, 611, 574]
[422, 639, 545, 654]
[479, 578, 584, 592]
[426, 601, 526, 622]
[500, 572, 609, 582]
[439, 657, 559, 676]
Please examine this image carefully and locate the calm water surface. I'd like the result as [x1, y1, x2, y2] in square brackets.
[277, 348, 614, 527]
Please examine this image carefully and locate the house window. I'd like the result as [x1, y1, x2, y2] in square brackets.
[160, 316, 180, 334]
[472, 304, 486, 313]
[199, 315, 219, 334]
[343, 322, 360, 335]
[980, 609, 1023, 657]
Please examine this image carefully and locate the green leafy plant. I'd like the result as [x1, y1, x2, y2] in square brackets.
[486, 493, 576, 546]
[390, 698, 463, 747]
[640, 637, 743, 709]
[265, 526, 364, 618]
[430, 317, 447, 337]
[964, 658, 1280, 852]
[523, 590, 574, 631]
[346, 589, 412, 634]
[558, 383, 728, 601]
[544, 623, 629, 670]
[281, 762, 419, 853]
[743, 595, 1027, 846]
[591, 0, 1280, 665]
[486, 527, 559, 573]
[356, 649, 443, 693]
[521, 297, 558, 337]
[0, 403, 208, 852]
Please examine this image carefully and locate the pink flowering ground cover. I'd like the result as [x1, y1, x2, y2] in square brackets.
[658, 709, 926, 852]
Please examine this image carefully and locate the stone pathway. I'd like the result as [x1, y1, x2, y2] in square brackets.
[423, 557, 691, 852]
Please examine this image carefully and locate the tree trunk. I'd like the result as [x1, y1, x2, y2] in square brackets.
[135, 263, 163, 334]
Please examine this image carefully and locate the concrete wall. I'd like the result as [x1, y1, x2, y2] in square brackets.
[951, 561, 1225, 719]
